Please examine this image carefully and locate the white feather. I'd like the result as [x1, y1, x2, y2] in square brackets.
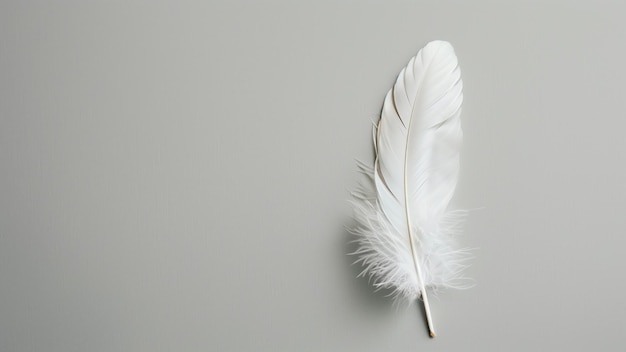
[352, 41, 470, 302]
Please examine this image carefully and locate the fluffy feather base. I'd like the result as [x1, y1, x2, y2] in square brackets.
[350, 162, 471, 301]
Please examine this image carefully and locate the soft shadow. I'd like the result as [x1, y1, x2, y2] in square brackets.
[341, 217, 397, 312]
[341, 217, 432, 337]
[416, 297, 431, 338]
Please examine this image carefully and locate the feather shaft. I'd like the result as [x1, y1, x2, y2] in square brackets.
[404, 111, 436, 338]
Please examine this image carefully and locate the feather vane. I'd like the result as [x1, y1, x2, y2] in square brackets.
[351, 40, 470, 335]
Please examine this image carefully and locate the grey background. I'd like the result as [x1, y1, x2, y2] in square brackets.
[2, 1, 625, 351]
